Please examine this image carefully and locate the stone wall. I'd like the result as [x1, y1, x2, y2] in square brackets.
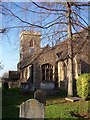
[33, 47, 56, 85]
[20, 31, 41, 61]
[19, 46, 57, 89]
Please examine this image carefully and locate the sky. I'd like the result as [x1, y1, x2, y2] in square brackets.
[0, 1, 89, 77]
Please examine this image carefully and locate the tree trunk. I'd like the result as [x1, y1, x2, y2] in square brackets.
[67, 2, 73, 97]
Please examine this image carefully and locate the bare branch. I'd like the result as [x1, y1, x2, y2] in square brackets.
[1, 5, 68, 30]
[56, 34, 68, 44]
[12, 2, 62, 15]
[31, 1, 67, 12]
[73, 11, 88, 26]
[0, 28, 6, 33]
[72, 2, 90, 7]
[72, 23, 82, 37]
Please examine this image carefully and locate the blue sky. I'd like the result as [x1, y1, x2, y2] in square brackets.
[0, 30, 20, 76]
[0, 2, 89, 76]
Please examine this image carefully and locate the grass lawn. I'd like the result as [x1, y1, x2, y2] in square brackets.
[46, 99, 89, 119]
[2, 88, 89, 120]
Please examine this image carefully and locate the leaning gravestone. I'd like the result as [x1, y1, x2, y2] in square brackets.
[19, 99, 44, 120]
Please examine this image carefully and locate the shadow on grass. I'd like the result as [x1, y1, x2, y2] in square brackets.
[2, 88, 34, 119]
[2, 105, 19, 119]
[46, 89, 67, 100]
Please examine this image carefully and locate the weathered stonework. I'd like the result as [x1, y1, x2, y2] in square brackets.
[17, 27, 90, 90]
[19, 99, 44, 119]
[20, 31, 41, 62]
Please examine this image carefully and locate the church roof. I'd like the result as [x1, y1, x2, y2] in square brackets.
[57, 26, 90, 62]
[18, 44, 53, 69]
[18, 26, 90, 69]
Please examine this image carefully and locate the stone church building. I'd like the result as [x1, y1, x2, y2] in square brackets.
[17, 27, 90, 90]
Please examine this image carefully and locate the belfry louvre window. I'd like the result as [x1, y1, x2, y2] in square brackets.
[30, 39, 33, 47]
[41, 63, 53, 81]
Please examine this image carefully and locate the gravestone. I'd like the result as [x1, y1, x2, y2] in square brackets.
[34, 90, 46, 105]
[19, 99, 44, 119]
[40, 81, 55, 90]
[20, 82, 30, 92]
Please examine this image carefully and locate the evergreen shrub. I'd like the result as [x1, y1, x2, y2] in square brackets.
[76, 74, 90, 99]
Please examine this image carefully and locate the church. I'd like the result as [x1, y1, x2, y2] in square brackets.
[17, 27, 90, 90]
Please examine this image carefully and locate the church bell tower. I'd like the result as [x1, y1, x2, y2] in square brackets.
[20, 31, 41, 61]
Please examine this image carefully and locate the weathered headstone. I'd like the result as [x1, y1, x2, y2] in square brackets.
[19, 99, 44, 119]
[20, 82, 30, 92]
[34, 90, 46, 105]
[40, 81, 55, 90]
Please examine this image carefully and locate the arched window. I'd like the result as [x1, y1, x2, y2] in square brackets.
[41, 63, 53, 81]
[30, 39, 33, 47]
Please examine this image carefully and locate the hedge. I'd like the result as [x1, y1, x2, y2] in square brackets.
[76, 74, 90, 99]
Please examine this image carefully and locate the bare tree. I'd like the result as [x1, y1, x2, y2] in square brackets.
[1, 71, 9, 79]
[0, 62, 3, 70]
[0, 2, 89, 44]
[0, 1, 89, 96]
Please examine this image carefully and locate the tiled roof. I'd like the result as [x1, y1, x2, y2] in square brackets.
[18, 45, 52, 69]
[57, 26, 90, 61]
